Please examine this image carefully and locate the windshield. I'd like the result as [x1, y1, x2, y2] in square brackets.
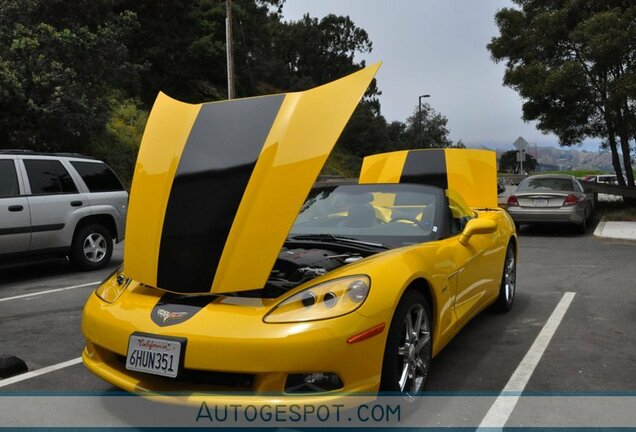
[288, 184, 445, 249]
[517, 177, 575, 192]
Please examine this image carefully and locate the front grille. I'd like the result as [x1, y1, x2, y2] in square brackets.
[112, 353, 255, 390]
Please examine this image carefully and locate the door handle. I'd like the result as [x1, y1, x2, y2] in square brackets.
[8, 205, 24, 212]
[71, 201, 83, 207]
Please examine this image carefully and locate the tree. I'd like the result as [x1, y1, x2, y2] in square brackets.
[396, 103, 461, 149]
[499, 150, 537, 173]
[91, 95, 148, 187]
[488, 1, 636, 187]
[0, 0, 142, 152]
[119, 4, 375, 103]
[265, 13, 373, 93]
[0, 0, 463, 182]
[337, 101, 390, 157]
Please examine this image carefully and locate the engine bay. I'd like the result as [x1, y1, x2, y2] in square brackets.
[259, 245, 370, 297]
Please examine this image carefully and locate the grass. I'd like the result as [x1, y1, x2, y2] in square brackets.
[595, 200, 636, 221]
[522, 169, 636, 178]
[537, 170, 604, 177]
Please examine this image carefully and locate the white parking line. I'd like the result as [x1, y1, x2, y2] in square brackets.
[0, 282, 100, 303]
[479, 292, 576, 429]
[0, 357, 82, 388]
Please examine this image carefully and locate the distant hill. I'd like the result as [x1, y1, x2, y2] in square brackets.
[469, 144, 620, 172]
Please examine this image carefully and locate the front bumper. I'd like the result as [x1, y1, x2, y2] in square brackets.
[82, 283, 387, 406]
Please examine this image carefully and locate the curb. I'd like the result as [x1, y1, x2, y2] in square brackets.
[593, 217, 636, 241]
[593, 217, 607, 238]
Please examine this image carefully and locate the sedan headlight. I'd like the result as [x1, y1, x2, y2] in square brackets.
[95, 266, 129, 303]
[263, 275, 370, 323]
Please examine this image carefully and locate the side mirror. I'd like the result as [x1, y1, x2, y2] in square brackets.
[459, 218, 497, 245]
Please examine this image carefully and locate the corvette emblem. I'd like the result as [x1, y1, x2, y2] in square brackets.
[156, 308, 188, 323]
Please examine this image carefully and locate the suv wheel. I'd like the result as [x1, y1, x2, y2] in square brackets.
[71, 224, 113, 270]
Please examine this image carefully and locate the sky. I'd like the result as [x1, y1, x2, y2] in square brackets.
[281, 0, 598, 151]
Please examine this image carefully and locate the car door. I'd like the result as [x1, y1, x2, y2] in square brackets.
[446, 192, 500, 326]
[21, 158, 86, 252]
[0, 158, 31, 256]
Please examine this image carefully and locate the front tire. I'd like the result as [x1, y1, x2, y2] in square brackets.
[493, 243, 516, 312]
[380, 290, 432, 397]
[70, 224, 113, 270]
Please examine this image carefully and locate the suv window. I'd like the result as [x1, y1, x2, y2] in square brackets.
[0, 160, 20, 198]
[24, 159, 78, 195]
[70, 161, 124, 192]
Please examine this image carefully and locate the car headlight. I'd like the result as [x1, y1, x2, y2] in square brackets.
[95, 266, 129, 303]
[263, 275, 370, 323]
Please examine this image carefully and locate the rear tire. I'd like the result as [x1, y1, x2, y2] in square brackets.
[70, 224, 113, 270]
[493, 243, 516, 312]
[380, 290, 432, 397]
[585, 203, 593, 222]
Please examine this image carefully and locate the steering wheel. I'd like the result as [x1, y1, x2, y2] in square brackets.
[337, 216, 385, 228]
[392, 217, 430, 230]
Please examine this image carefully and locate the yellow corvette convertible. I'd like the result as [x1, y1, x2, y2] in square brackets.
[82, 64, 517, 404]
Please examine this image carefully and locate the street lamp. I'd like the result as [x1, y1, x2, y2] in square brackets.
[418, 94, 430, 147]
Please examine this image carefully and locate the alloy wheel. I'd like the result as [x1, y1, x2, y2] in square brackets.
[504, 251, 516, 303]
[396, 303, 431, 396]
[83, 233, 108, 263]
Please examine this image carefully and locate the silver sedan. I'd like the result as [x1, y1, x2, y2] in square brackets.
[506, 174, 594, 233]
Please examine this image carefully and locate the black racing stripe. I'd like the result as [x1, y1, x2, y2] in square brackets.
[151, 293, 216, 327]
[400, 150, 448, 189]
[0, 224, 64, 236]
[157, 95, 285, 293]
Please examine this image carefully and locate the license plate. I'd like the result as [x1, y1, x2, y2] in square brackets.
[126, 334, 184, 378]
[533, 198, 548, 207]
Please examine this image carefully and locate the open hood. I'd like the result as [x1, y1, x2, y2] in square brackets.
[359, 148, 497, 208]
[123, 64, 380, 294]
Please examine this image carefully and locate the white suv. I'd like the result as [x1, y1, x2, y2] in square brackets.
[0, 150, 127, 270]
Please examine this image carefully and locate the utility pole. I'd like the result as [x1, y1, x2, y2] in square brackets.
[418, 94, 430, 147]
[226, 0, 235, 99]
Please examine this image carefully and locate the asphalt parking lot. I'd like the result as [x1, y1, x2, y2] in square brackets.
[1, 225, 635, 426]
